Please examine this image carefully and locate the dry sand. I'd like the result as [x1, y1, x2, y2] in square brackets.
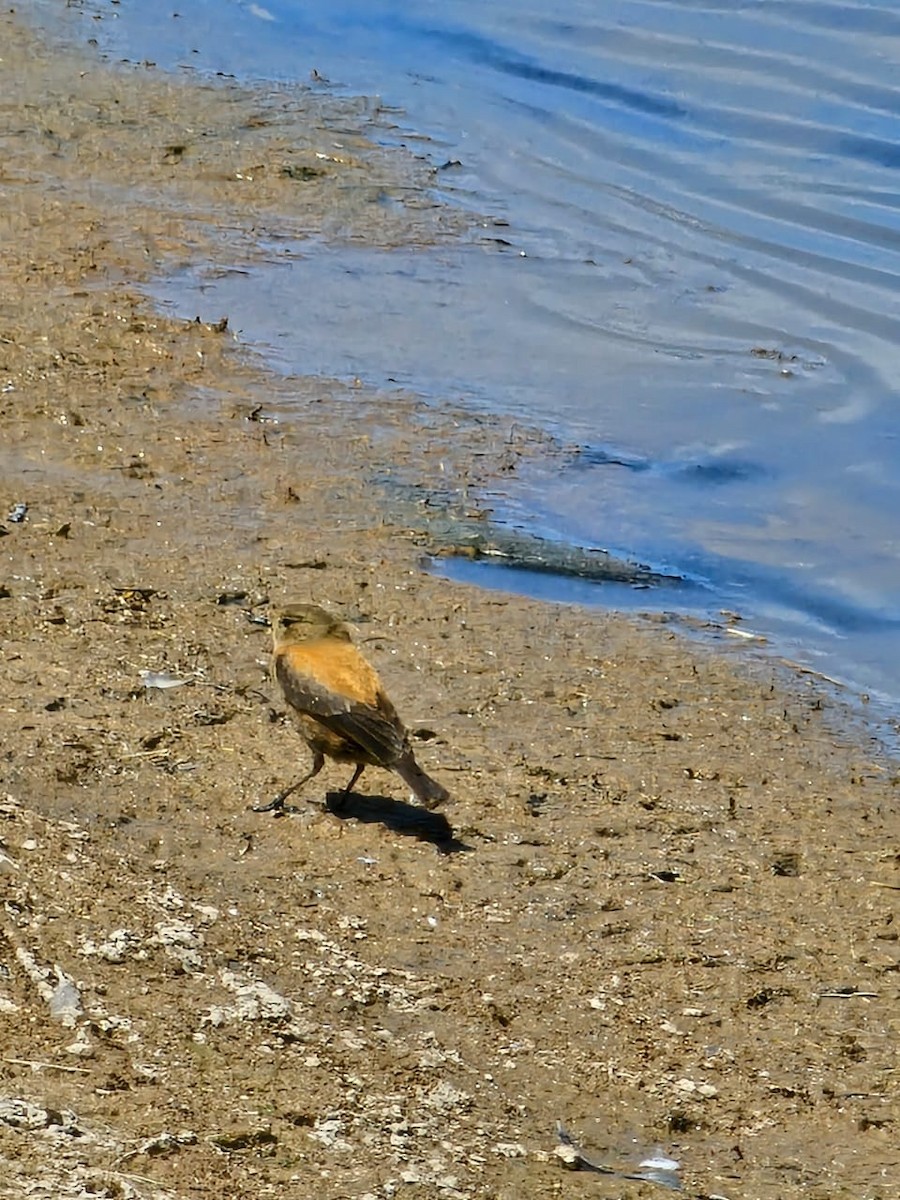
[0, 12, 897, 1199]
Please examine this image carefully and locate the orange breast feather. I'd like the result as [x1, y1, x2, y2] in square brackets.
[278, 638, 387, 710]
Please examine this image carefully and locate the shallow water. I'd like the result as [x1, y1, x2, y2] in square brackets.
[37, 0, 900, 708]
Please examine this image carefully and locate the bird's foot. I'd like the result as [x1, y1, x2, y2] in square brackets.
[419, 795, 446, 811]
[251, 790, 301, 816]
[325, 789, 354, 814]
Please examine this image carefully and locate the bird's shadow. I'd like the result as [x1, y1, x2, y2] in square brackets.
[325, 790, 469, 853]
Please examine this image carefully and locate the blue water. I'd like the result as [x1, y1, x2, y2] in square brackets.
[37, 0, 900, 712]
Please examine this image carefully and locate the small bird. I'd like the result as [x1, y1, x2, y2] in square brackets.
[255, 603, 449, 813]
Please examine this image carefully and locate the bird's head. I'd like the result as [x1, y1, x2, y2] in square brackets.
[272, 603, 351, 646]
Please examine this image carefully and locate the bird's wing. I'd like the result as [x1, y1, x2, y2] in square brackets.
[274, 653, 405, 765]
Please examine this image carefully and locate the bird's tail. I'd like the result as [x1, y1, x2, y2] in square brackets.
[395, 750, 450, 809]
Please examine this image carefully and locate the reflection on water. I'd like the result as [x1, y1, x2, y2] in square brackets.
[35, 0, 900, 706]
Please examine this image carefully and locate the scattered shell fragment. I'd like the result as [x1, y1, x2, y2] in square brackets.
[139, 669, 190, 689]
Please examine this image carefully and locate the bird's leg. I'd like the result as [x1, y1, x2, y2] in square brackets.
[329, 763, 365, 812]
[253, 752, 325, 814]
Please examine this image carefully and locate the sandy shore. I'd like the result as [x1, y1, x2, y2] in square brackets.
[0, 13, 897, 1198]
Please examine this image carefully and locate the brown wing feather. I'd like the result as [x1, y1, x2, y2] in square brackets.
[275, 644, 407, 767]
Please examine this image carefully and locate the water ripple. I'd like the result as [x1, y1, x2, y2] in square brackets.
[49, 0, 900, 699]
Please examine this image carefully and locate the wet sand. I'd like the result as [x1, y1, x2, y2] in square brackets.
[0, 13, 897, 1199]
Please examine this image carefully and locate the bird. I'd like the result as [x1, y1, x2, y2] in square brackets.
[255, 602, 450, 814]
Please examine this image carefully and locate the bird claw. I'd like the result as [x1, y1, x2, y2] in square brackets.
[325, 789, 353, 814]
[251, 793, 300, 815]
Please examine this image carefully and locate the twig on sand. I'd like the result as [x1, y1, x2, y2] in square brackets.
[5, 1057, 91, 1074]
